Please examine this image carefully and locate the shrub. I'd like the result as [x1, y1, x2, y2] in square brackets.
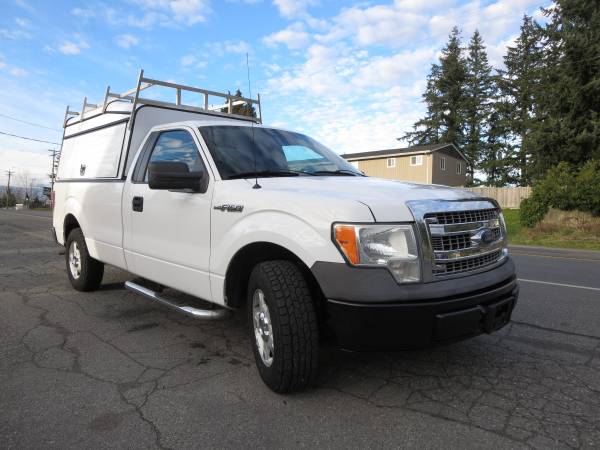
[574, 160, 600, 216]
[520, 197, 548, 227]
[533, 162, 577, 211]
[519, 160, 600, 227]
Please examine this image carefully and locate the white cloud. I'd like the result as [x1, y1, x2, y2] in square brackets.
[58, 41, 89, 55]
[224, 41, 250, 53]
[206, 40, 251, 55]
[116, 34, 139, 49]
[318, 3, 428, 47]
[0, 27, 31, 40]
[71, 7, 95, 20]
[352, 48, 436, 88]
[130, 0, 212, 26]
[181, 54, 197, 66]
[273, 0, 317, 19]
[0, 61, 5, 70]
[15, 17, 29, 28]
[9, 67, 27, 77]
[263, 23, 310, 49]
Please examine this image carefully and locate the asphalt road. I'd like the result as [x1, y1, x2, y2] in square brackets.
[1, 209, 599, 449]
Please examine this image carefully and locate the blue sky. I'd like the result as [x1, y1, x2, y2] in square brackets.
[0, 0, 548, 186]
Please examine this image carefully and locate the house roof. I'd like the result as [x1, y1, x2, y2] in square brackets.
[341, 143, 469, 163]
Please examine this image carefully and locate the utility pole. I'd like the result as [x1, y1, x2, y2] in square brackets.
[48, 148, 60, 209]
[5, 170, 14, 209]
[49, 149, 59, 188]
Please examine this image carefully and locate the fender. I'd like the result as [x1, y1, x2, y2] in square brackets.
[209, 210, 353, 305]
[212, 210, 344, 275]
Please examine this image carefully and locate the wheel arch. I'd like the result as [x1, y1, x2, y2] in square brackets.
[63, 213, 81, 243]
[224, 242, 327, 316]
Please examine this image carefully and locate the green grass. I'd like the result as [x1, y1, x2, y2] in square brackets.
[503, 208, 600, 251]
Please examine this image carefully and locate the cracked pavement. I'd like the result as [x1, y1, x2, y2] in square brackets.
[1, 209, 599, 449]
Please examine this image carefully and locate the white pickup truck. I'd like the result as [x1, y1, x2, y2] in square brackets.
[52, 72, 518, 392]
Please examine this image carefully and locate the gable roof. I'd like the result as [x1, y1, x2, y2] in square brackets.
[341, 143, 469, 163]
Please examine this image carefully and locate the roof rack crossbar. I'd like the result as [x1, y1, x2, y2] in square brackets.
[64, 69, 262, 129]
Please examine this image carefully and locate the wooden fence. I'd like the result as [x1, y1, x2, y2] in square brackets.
[464, 186, 531, 209]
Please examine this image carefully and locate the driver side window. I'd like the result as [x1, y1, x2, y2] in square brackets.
[143, 130, 205, 182]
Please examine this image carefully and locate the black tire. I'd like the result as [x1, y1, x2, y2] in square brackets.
[247, 260, 319, 393]
[65, 228, 104, 292]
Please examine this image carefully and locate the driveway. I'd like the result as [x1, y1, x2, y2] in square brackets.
[1, 209, 599, 449]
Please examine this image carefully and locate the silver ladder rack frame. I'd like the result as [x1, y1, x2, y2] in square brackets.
[63, 69, 262, 128]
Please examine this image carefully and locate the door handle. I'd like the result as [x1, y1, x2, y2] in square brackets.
[132, 196, 144, 212]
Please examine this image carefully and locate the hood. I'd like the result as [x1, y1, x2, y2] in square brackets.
[253, 176, 479, 222]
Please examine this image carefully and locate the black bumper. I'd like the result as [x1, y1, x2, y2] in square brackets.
[312, 259, 518, 351]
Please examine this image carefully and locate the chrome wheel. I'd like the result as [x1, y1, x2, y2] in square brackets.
[68, 241, 82, 279]
[252, 288, 274, 367]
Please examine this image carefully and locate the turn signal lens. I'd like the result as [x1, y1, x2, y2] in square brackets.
[334, 225, 359, 264]
[332, 223, 421, 283]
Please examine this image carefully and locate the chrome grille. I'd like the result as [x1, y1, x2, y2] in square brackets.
[431, 228, 502, 251]
[433, 249, 503, 275]
[426, 208, 499, 225]
[425, 206, 505, 277]
[407, 200, 508, 282]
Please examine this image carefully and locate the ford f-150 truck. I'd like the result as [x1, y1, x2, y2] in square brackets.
[52, 72, 518, 393]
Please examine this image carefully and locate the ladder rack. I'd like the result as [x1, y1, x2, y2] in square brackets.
[63, 69, 262, 128]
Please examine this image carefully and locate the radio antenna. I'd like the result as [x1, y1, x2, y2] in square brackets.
[246, 52, 261, 189]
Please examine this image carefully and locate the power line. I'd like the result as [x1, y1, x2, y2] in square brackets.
[0, 130, 61, 146]
[0, 112, 62, 132]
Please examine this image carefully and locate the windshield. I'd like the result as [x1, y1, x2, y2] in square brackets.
[198, 126, 363, 180]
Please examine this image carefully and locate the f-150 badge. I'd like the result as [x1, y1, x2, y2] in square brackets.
[214, 204, 244, 212]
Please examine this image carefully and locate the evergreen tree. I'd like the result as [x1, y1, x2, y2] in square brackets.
[463, 30, 495, 184]
[221, 89, 256, 117]
[498, 15, 544, 186]
[404, 65, 443, 145]
[404, 27, 468, 151]
[529, 0, 600, 177]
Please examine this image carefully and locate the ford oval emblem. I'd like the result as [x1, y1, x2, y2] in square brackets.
[481, 229, 495, 244]
[472, 228, 495, 246]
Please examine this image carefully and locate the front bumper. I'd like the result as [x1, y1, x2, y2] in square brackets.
[312, 258, 518, 351]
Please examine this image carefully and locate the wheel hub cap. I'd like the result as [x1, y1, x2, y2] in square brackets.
[68, 241, 82, 279]
[252, 289, 274, 367]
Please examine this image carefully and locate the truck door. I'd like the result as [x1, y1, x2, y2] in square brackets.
[123, 128, 213, 301]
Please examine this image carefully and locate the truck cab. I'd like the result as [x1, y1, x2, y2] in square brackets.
[53, 72, 518, 393]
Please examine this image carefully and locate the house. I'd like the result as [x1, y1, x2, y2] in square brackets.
[342, 143, 468, 186]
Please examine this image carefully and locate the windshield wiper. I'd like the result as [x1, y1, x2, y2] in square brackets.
[310, 169, 363, 176]
[227, 170, 308, 180]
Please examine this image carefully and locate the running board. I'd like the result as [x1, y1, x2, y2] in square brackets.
[124, 281, 229, 320]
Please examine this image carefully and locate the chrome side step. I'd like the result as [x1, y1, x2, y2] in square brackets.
[124, 281, 229, 320]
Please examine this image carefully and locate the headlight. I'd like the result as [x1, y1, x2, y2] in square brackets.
[333, 223, 421, 283]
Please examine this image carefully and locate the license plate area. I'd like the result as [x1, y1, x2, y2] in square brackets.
[434, 296, 515, 342]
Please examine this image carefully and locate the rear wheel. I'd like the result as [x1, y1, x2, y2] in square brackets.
[247, 260, 319, 393]
[65, 228, 104, 291]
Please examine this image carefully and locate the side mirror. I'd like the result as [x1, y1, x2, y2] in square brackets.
[148, 161, 207, 193]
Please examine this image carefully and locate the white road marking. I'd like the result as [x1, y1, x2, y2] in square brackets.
[518, 278, 600, 292]
[511, 251, 600, 262]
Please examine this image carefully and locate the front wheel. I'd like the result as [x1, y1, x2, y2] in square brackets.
[65, 228, 104, 292]
[247, 260, 319, 393]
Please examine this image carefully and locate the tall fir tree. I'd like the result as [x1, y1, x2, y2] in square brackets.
[529, 0, 600, 177]
[498, 15, 544, 186]
[463, 30, 495, 184]
[221, 89, 256, 117]
[404, 27, 468, 151]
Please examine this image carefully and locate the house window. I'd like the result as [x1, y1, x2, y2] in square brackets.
[440, 157, 446, 171]
[456, 162, 462, 175]
[410, 155, 423, 166]
[387, 158, 396, 168]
